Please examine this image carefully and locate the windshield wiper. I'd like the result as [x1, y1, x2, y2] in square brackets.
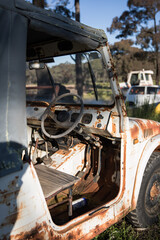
[85, 54, 98, 101]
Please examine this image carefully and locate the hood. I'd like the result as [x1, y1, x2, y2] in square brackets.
[129, 117, 160, 143]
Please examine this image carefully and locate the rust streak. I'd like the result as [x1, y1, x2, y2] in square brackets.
[130, 123, 139, 140]
[131, 119, 160, 141]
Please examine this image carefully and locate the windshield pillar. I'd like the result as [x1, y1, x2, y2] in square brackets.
[99, 44, 127, 132]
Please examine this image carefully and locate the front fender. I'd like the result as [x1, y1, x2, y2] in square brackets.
[131, 134, 160, 209]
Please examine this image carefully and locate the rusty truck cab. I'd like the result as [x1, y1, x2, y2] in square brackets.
[0, 0, 130, 239]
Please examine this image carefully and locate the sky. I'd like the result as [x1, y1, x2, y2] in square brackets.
[74, 0, 128, 44]
[48, 0, 129, 44]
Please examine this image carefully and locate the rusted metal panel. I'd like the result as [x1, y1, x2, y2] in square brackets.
[0, 163, 51, 239]
[9, 204, 130, 240]
[50, 143, 86, 175]
[129, 118, 160, 143]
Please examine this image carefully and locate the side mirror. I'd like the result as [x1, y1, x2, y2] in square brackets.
[29, 62, 45, 70]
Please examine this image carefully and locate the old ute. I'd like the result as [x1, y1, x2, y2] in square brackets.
[0, 0, 160, 239]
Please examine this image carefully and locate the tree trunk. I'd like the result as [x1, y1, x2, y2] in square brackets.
[75, 0, 80, 22]
[154, 16, 159, 85]
[33, 0, 45, 8]
[75, 0, 83, 96]
[155, 53, 159, 85]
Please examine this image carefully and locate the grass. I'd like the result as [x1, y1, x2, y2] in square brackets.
[126, 103, 160, 122]
[93, 217, 160, 240]
[94, 219, 137, 240]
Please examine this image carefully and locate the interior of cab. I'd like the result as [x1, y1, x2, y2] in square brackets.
[26, 52, 121, 225]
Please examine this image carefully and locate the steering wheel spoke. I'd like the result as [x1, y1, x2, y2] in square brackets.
[48, 110, 56, 121]
[41, 93, 84, 139]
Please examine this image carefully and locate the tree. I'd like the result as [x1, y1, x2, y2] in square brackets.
[54, 0, 74, 18]
[107, 0, 160, 84]
[75, 0, 83, 96]
[110, 39, 155, 82]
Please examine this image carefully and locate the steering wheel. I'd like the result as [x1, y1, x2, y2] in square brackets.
[41, 93, 84, 139]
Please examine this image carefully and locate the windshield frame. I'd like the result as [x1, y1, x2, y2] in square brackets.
[26, 49, 115, 106]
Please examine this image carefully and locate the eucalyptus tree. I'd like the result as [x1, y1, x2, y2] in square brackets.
[107, 0, 160, 84]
